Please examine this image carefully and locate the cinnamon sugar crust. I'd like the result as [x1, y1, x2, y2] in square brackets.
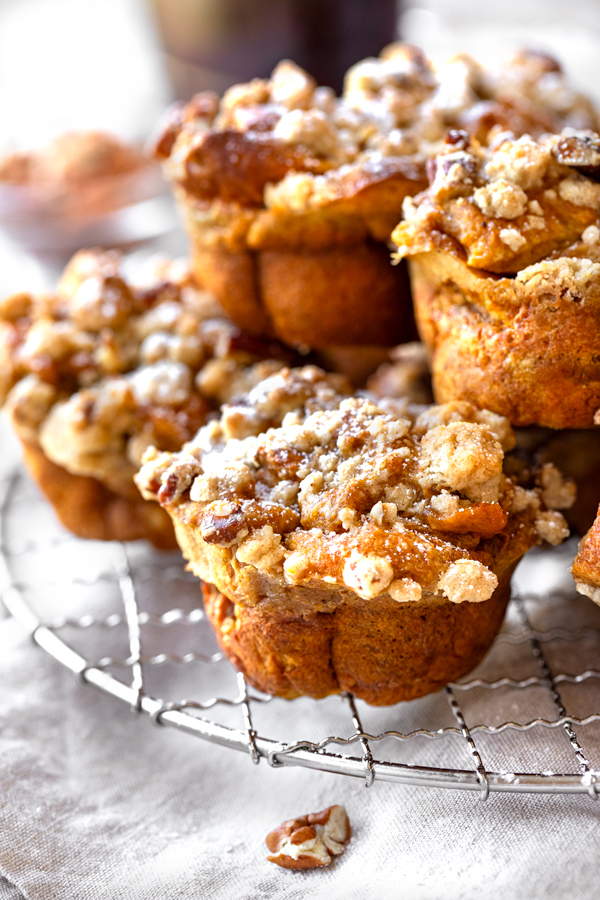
[0, 249, 293, 546]
[137, 366, 570, 702]
[393, 129, 600, 427]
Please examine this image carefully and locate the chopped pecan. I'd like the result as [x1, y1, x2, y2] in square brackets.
[266, 805, 351, 869]
[143, 397, 211, 451]
[200, 501, 249, 546]
[156, 457, 201, 504]
[553, 131, 600, 181]
[444, 129, 472, 152]
[515, 47, 562, 74]
[149, 93, 219, 160]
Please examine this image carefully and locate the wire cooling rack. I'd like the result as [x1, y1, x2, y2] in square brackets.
[2, 466, 600, 800]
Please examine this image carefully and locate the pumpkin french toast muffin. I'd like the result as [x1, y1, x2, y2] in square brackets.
[393, 128, 600, 428]
[152, 45, 597, 362]
[136, 366, 570, 704]
[0, 249, 293, 547]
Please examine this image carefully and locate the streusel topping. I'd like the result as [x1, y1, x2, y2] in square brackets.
[137, 367, 570, 604]
[154, 45, 599, 214]
[0, 250, 291, 483]
[393, 128, 600, 273]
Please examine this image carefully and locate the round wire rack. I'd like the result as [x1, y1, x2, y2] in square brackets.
[2, 466, 600, 800]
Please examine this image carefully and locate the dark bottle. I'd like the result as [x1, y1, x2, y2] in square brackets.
[147, 0, 400, 98]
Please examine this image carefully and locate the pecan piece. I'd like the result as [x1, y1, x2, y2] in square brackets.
[200, 501, 249, 546]
[156, 456, 201, 504]
[553, 131, 600, 181]
[266, 805, 351, 869]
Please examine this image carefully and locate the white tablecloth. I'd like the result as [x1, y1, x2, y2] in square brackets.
[1, 604, 599, 900]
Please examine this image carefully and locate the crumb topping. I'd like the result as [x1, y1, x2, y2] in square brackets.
[534, 510, 570, 545]
[393, 128, 600, 274]
[367, 341, 433, 408]
[437, 559, 498, 603]
[154, 46, 599, 215]
[0, 249, 291, 483]
[474, 180, 529, 219]
[417, 422, 504, 502]
[537, 462, 577, 511]
[137, 367, 569, 605]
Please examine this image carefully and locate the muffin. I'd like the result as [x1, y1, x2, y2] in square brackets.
[136, 366, 570, 704]
[0, 249, 293, 547]
[153, 45, 597, 360]
[392, 128, 600, 428]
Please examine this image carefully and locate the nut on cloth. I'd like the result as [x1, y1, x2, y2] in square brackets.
[266, 805, 351, 869]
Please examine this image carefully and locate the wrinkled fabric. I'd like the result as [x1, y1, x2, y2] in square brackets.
[1, 609, 600, 900]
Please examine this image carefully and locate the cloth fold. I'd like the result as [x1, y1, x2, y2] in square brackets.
[2, 419, 600, 899]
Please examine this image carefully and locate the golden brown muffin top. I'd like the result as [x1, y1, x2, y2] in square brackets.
[152, 45, 598, 214]
[393, 128, 600, 273]
[0, 249, 292, 484]
[137, 366, 570, 604]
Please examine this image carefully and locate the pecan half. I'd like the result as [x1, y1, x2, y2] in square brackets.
[266, 805, 351, 869]
[553, 131, 600, 181]
[200, 501, 249, 546]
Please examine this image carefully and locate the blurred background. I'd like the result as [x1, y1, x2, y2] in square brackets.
[0, 0, 598, 295]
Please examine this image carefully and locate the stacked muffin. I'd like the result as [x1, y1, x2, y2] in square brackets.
[2, 43, 597, 704]
[391, 127, 600, 600]
[152, 45, 598, 377]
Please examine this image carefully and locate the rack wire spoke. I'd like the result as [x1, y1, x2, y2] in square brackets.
[344, 693, 375, 787]
[237, 673, 260, 764]
[513, 593, 598, 799]
[495, 626, 600, 645]
[445, 686, 489, 800]
[113, 544, 144, 711]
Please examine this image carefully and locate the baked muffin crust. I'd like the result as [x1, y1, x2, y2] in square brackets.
[573, 508, 600, 605]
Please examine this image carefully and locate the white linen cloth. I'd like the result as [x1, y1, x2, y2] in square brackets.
[1, 605, 600, 900]
[1, 415, 600, 900]
[2, 607, 600, 900]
